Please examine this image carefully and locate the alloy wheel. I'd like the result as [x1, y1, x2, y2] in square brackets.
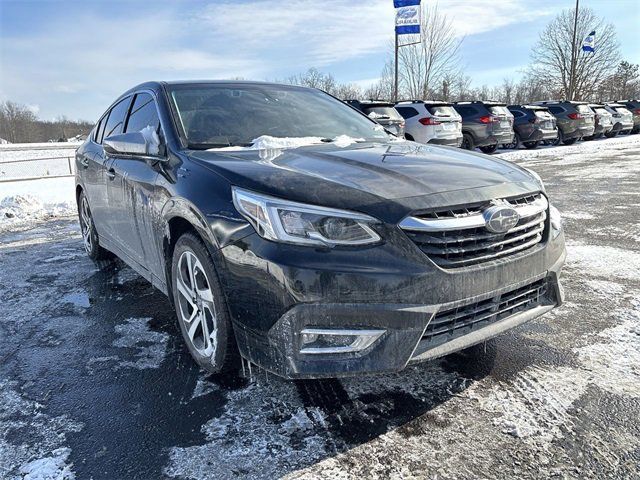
[176, 251, 218, 357]
[80, 197, 93, 254]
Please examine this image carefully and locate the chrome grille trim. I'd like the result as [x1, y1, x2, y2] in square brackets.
[400, 193, 548, 268]
[399, 194, 548, 232]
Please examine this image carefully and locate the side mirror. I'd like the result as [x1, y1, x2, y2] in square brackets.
[103, 128, 163, 157]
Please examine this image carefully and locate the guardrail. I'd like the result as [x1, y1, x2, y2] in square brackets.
[0, 156, 75, 183]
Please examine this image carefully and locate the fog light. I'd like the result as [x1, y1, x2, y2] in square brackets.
[299, 328, 385, 354]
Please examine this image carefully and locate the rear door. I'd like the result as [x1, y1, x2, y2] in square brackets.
[107, 92, 162, 273]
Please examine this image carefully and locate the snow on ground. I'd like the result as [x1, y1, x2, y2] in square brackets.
[495, 133, 640, 163]
[0, 177, 76, 233]
[0, 381, 81, 480]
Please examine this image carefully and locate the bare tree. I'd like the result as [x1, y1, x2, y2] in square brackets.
[364, 60, 395, 101]
[397, 4, 463, 100]
[526, 7, 620, 100]
[596, 61, 640, 101]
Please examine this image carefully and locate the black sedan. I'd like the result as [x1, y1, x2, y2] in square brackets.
[75, 81, 566, 379]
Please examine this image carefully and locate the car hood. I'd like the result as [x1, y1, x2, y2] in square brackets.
[187, 141, 541, 222]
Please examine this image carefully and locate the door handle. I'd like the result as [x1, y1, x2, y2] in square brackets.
[106, 167, 116, 180]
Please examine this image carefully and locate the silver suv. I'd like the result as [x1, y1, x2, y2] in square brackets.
[453, 101, 514, 153]
[395, 101, 462, 146]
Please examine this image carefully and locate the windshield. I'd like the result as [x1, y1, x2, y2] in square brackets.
[576, 104, 593, 114]
[364, 106, 403, 121]
[615, 107, 631, 116]
[168, 84, 390, 148]
[534, 110, 552, 119]
[489, 106, 510, 116]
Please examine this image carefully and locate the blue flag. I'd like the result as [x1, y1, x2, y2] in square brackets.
[582, 31, 595, 53]
[395, 0, 421, 35]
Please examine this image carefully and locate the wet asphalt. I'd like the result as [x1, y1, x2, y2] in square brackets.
[1, 137, 639, 479]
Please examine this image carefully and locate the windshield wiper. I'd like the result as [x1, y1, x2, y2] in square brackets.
[187, 142, 253, 150]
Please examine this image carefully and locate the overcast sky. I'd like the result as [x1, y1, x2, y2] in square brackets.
[1, 0, 638, 121]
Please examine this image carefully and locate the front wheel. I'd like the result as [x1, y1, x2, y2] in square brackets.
[523, 140, 539, 149]
[604, 130, 617, 138]
[172, 233, 239, 374]
[562, 137, 577, 145]
[479, 144, 498, 154]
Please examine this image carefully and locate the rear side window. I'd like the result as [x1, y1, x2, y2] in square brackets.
[615, 107, 631, 115]
[395, 106, 419, 119]
[125, 93, 160, 133]
[510, 110, 525, 118]
[548, 106, 564, 115]
[103, 96, 132, 140]
[428, 105, 457, 117]
[97, 114, 108, 143]
[92, 118, 103, 142]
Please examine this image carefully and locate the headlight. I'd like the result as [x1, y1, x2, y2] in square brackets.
[549, 205, 562, 239]
[232, 187, 381, 247]
[525, 168, 545, 192]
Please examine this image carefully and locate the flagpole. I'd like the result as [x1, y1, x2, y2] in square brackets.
[394, 31, 399, 102]
[568, 0, 580, 100]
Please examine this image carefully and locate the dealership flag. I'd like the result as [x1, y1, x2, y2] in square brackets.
[394, 0, 421, 35]
[582, 31, 595, 52]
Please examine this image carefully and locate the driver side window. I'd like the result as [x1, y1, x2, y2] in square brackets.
[125, 93, 161, 134]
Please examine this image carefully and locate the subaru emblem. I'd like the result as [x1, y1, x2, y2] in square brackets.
[483, 204, 520, 233]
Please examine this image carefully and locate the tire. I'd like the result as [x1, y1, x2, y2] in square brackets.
[523, 140, 539, 149]
[562, 137, 577, 145]
[583, 135, 594, 141]
[78, 191, 111, 262]
[604, 130, 617, 138]
[552, 129, 563, 146]
[171, 232, 239, 374]
[461, 133, 474, 150]
[479, 144, 498, 154]
[503, 133, 520, 150]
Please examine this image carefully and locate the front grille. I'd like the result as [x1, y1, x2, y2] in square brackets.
[420, 278, 548, 351]
[400, 193, 548, 268]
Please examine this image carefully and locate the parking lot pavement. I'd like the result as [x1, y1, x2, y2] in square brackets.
[1, 137, 639, 480]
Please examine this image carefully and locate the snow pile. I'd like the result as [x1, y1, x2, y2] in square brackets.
[19, 448, 75, 480]
[496, 133, 640, 162]
[0, 193, 76, 233]
[208, 135, 364, 152]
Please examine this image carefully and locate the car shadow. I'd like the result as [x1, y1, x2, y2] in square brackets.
[39, 255, 497, 479]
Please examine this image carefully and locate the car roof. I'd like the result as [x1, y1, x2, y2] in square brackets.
[533, 100, 588, 105]
[588, 103, 605, 108]
[508, 104, 549, 111]
[453, 100, 506, 106]
[121, 80, 315, 96]
[396, 100, 452, 106]
[605, 102, 626, 107]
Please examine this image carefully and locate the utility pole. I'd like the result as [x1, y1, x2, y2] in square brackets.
[568, 0, 580, 100]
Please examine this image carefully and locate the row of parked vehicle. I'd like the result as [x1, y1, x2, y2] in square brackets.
[345, 98, 640, 152]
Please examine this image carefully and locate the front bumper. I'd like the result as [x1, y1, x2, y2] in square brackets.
[218, 213, 566, 379]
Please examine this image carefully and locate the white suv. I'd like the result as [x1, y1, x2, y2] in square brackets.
[395, 101, 463, 146]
